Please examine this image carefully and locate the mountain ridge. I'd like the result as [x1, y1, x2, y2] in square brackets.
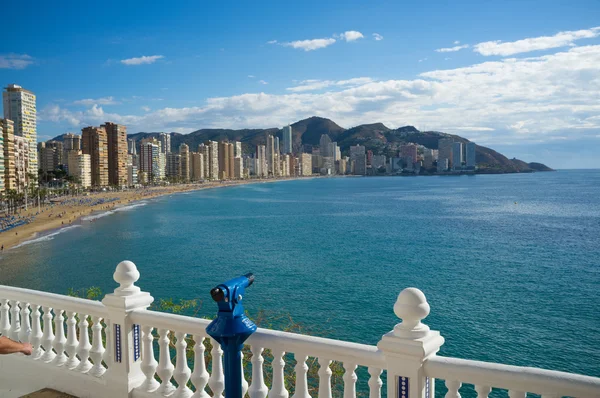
[51, 116, 553, 172]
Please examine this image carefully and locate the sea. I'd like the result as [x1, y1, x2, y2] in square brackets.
[1, 170, 599, 395]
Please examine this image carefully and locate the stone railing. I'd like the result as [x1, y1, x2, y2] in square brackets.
[0, 261, 598, 398]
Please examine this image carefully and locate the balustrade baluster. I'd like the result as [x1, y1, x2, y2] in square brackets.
[445, 381, 462, 398]
[75, 314, 92, 373]
[208, 338, 225, 398]
[474, 385, 491, 398]
[41, 307, 56, 362]
[508, 391, 526, 398]
[248, 346, 268, 398]
[30, 304, 44, 360]
[52, 309, 67, 366]
[140, 325, 159, 392]
[241, 351, 249, 397]
[270, 348, 289, 398]
[157, 328, 176, 396]
[103, 319, 112, 370]
[18, 302, 31, 344]
[89, 316, 106, 377]
[9, 300, 20, 340]
[342, 362, 357, 398]
[292, 353, 311, 398]
[317, 358, 332, 398]
[190, 335, 210, 398]
[65, 311, 80, 369]
[173, 332, 193, 398]
[0, 299, 10, 337]
[367, 367, 382, 398]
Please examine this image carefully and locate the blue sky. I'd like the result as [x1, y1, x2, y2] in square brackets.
[1, 0, 599, 168]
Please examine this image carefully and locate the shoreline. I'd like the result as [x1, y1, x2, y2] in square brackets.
[1, 177, 307, 251]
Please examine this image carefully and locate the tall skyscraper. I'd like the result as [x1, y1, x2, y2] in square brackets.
[140, 139, 160, 183]
[67, 151, 92, 188]
[266, 134, 275, 175]
[82, 126, 109, 187]
[256, 145, 267, 177]
[166, 152, 182, 179]
[452, 142, 464, 170]
[227, 143, 235, 178]
[103, 122, 128, 187]
[14, 136, 29, 191]
[0, 123, 4, 193]
[400, 144, 418, 166]
[198, 144, 210, 179]
[218, 142, 230, 179]
[350, 145, 367, 175]
[180, 143, 190, 181]
[282, 125, 293, 154]
[207, 141, 219, 180]
[234, 141, 242, 158]
[438, 138, 454, 168]
[466, 142, 476, 169]
[319, 134, 333, 157]
[1, 119, 15, 191]
[159, 133, 171, 154]
[191, 152, 204, 181]
[300, 153, 312, 176]
[3, 84, 36, 180]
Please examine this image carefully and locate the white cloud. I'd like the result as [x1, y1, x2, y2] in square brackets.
[259, 80, 268, 85]
[141, 106, 151, 112]
[453, 40, 460, 45]
[436, 44, 469, 53]
[120, 55, 164, 65]
[418, 58, 427, 63]
[248, 75, 255, 78]
[339, 31, 364, 42]
[73, 96, 119, 106]
[43, 45, 600, 149]
[267, 40, 278, 44]
[373, 33, 384, 41]
[0, 54, 34, 69]
[282, 38, 336, 51]
[474, 26, 600, 56]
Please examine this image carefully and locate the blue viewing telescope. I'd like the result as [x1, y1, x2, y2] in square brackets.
[206, 273, 257, 398]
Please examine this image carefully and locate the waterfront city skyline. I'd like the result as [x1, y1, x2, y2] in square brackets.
[1, 1, 599, 169]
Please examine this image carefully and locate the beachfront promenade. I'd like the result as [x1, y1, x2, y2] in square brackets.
[0, 261, 599, 398]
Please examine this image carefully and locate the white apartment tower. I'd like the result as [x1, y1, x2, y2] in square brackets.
[207, 140, 219, 180]
[3, 84, 37, 181]
[282, 125, 292, 154]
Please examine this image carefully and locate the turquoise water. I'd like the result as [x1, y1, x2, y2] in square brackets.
[1, 171, 599, 390]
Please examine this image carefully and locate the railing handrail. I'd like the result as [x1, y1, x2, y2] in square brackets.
[0, 285, 107, 317]
[130, 308, 386, 369]
[424, 355, 600, 396]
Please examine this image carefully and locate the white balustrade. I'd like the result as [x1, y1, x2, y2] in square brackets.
[0, 299, 10, 336]
[241, 352, 248, 397]
[157, 328, 176, 396]
[41, 306, 56, 362]
[208, 338, 225, 398]
[317, 358, 332, 398]
[52, 309, 67, 366]
[173, 332, 193, 398]
[342, 362, 357, 398]
[75, 314, 92, 372]
[248, 345, 268, 398]
[18, 302, 31, 343]
[30, 303, 44, 359]
[368, 367, 383, 398]
[140, 325, 160, 392]
[9, 300, 20, 340]
[89, 316, 106, 377]
[190, 336, 210, 398]
[1, 263, 600, 398]
[65, 311, 80, 369]
[270, 348, 289, 398]
[292, 353, 311, 398]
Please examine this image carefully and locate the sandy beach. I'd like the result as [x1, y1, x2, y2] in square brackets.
[0, 177, 301, 251]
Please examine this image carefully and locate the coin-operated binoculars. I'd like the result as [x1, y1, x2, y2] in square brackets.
[206, 273, 257, 398]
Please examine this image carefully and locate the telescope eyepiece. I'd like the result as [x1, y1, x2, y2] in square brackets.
[245, 273, 255, 286]
[210, 287, 225, 302]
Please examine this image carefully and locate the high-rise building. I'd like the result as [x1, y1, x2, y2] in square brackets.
[319, 134, 334, 157]
[103, 122, 128, 187]
[337, 158, 348, 175]
[63, 133, 81, 152]
[371, 155, 386, 169]
[180, 143, 190, 181]
[466, 142, 476, 169]
[350, 145, 367, 175]
[400, 144, 418, 166]
[234, 141, 242, 158]
[438, 138, 454, 168]
[140, 140, 160, 183]
[159, 133, 171, 154]
[300, 153, 312, 176]
[452, 142, 464, 170]
[14, 136, 29, 191]
[191, 152, 204, 181]
[206, 141, 219, 180]
[233, 157, 243, 179]
[3, 84, 37, 180]
[282, 125, 293, 154]
[0, 124, 3, 193]
[218, 142, 231, 179]
[67, 151, 91, 188]
[256, 145, 267, 177]
[1, 119, 15, 191]
[266, 134, 275, 175]
[166, 153, 182, 179]
[228, 143, 235, 178]
[423, 149, 434, 169]
[198, 144, 210, 179]
[437, 158, 449, 173]
[367, 150, 373, 166]
[82, 126, 109, 187]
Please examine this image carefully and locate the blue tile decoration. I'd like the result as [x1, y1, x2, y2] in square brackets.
[132, 324, 141, 361]
[425, 377, 430, 398]
[115, 324, 122, 363]
[398, 376, 409, 398]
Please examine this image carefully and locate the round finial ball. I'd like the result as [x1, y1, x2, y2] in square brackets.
[113, 260, 140, 288]
[394, 287, 430, 322]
